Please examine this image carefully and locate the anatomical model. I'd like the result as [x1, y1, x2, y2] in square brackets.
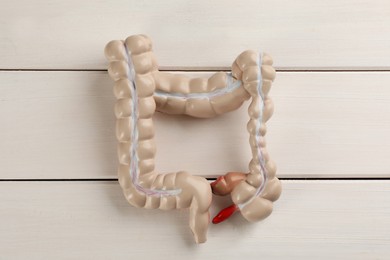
[105, 35, 281, 243]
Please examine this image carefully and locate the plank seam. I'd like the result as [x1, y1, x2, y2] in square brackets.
[1, 177, 390, 182]
[1, 69, 390, 72]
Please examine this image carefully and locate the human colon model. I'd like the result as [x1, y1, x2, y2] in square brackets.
[105, 35, 281, 243]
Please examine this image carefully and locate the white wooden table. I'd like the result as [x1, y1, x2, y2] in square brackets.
[1, 0, 390, 259]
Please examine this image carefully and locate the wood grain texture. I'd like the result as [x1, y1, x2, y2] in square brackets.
[1, 0, 389, 257]
[1, 71, 390, 179]
[0, 0, 389, 70]
[0, 180, 389, 259]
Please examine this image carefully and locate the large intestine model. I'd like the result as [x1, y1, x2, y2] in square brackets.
[104, 35, 281, 243]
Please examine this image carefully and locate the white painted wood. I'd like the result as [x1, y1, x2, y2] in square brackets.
[0, 0, 389, 70]
[1, 0, 388, 258]
[1, 71, 390, 179]
[0, 181, 389, 259]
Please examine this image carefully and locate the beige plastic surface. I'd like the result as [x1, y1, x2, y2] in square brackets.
[105, 34, 281, 243]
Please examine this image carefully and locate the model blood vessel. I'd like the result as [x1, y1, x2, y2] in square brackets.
[105, 35, 281, 243]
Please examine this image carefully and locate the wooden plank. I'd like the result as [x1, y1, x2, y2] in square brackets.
[0, 0, 390, 70]
[1, 71, 390, 179]
[0, 180, 389, 259]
